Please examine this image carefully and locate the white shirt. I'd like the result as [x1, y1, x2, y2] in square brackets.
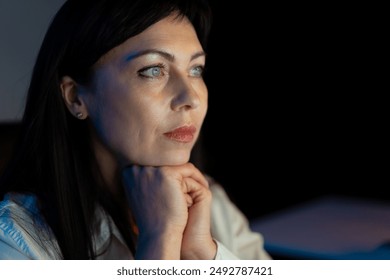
[0, 181, 271, 260]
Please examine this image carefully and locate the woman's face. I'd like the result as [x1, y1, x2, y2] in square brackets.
[82, 14, 208, 167]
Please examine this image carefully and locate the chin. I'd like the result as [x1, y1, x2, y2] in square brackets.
[149, 152, 191, 167]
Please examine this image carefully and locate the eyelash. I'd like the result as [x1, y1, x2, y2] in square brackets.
[138, 63, 167, 79]
[137, 64, 205, 79]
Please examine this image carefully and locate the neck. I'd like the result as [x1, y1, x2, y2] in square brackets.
[90, 130, 122, 200]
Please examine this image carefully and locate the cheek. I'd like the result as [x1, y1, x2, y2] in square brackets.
[92, 97, 166, 163]
[198, 87, 208, 121]
[84, 89, 134, 151]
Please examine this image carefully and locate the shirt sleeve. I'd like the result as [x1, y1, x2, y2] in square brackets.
[213, 239, 239, 260]
[0, 239, 31, 260]
[0, 194, 61, 260]
[209, 178, 272, 260]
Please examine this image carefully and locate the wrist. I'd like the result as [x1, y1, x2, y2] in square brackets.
[135, 227, 183, 260]
[181, 238, 217, 260]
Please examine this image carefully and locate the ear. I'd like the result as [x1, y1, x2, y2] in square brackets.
[60, 76, 88, 120]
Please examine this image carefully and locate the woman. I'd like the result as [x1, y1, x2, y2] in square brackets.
[0, 0, 270, 260]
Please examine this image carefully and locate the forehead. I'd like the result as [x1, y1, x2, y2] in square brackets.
[95, 14, 202, 66]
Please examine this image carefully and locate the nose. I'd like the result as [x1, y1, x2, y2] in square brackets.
[170, 77, 200, 111]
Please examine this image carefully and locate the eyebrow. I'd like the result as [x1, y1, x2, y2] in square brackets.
[124, 49, 206, 63]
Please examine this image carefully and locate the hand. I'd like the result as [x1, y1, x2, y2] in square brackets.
[180, 170, 217, 259]
[122, 163, 215, 259]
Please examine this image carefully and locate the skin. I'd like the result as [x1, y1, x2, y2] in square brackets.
[61, 14, 216, 259]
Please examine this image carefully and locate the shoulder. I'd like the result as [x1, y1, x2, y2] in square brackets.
[0, 192, 39, 240]
[0, 192, 40, 225]
[205, 175, 235, 208]
[205, 174, 242, 223]
[0, 193, 60, 259]
[204, 175, 272, 260]
[205, 175, 227, 196]
[0, 193, 38, 258]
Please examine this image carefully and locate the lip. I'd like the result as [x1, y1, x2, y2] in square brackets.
[164, 125, 197, 143]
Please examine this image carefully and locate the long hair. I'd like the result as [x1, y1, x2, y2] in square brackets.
[0, 0, 212, 259]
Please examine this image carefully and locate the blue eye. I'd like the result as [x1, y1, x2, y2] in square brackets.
[138, 65, 164, 78]
[190, 65, 204, 77]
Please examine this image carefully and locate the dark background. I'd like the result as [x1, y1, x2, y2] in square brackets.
[199, 2, 388, 220]
[0, 2, 387, 222]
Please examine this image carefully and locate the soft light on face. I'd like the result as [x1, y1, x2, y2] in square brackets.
[81, 14, 208, 167]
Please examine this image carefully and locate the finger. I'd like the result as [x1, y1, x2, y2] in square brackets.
[183, 177, 203, 193]
[185, 194, 193, 208]
[183, 177, 211, 204]
[167, 163, 209, 189]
